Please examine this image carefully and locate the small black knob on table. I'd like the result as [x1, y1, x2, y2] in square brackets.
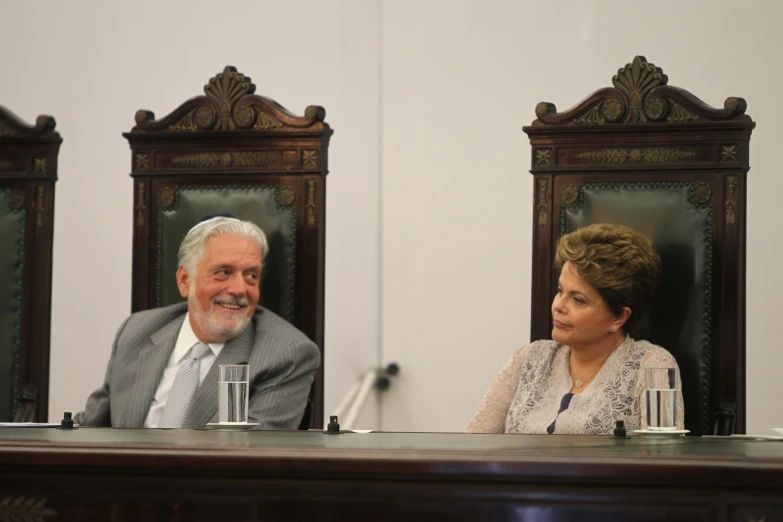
[326, 415, 340, 434]
[612, 420, 627, 438]
[60, 412, 74, 430]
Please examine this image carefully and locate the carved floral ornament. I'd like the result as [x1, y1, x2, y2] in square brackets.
[533, 56, 747, 125]
[537, 179, 548, 227]
[535, 149, 552, 166]
[726, 177, 738, 224]
[33, 158, 47, 173]
[561, 184, 579, 206]
[690, 182, 713, 204]
[135, 153, 150, 169]
[170, 151, 280, 169]
[302, 150, 318, 168]
[307, 179, 317, 227]
[278, 187, 296, 206]
[9, 189, 25, 210]
[721, 145, 738, 162]
[158, 187, 175, 208]
[133, 66, 327, 133]
[0, 497, 56, 519]
[36, 185, 46, 228]
[135, 182, 147, 228]
[577, 148, 694, 164]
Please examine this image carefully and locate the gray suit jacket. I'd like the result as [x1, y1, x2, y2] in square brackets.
[76, 303, 320, 430]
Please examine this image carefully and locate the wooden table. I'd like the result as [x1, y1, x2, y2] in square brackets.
[0, 428, 781, 521]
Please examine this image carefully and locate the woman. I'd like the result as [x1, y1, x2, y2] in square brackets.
[467, 223, 684, 434]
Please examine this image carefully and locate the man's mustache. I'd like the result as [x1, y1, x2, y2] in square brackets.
[212, 295, 250, 307]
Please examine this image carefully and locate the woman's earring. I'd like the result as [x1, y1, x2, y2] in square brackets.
[609, 326, 618, 333]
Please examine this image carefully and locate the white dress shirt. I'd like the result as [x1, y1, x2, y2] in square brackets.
[143, 313, 225, 428]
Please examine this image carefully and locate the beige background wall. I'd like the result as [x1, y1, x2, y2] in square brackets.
[1, 0, 780, 434]
[378, 0, 783, 434]
[0, 0, 383, 429]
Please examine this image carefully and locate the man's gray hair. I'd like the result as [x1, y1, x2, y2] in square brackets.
[178, 216, 269, 273]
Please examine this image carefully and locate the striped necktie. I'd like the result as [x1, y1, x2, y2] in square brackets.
[158, 343, 212, 429]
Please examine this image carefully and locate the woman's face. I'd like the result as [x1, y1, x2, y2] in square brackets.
[551, 262, 629, 349]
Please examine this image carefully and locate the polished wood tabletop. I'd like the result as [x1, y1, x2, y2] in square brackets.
[1, 428, 782, 521]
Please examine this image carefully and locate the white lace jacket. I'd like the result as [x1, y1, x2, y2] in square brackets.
[467, 337, 685, 434]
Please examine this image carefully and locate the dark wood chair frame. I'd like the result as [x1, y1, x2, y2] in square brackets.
[524, 56, 754, 435]
[124, 67, 332, 429]
[0, 106, 61, 422]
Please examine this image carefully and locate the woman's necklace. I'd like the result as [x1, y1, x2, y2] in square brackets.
[572, 339, 624, 388]
[573, 361, 606, 388]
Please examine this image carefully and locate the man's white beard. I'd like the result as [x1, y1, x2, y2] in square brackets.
[189, 285, 252, 342]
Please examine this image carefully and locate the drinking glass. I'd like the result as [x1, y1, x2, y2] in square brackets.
[219, 364, 249, 424]
[645, 367, 679, 430]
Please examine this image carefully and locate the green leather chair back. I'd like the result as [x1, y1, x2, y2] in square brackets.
[0, 190, 25, 420]
[156, 185, 297, 322]
[561, 182, 712, 435]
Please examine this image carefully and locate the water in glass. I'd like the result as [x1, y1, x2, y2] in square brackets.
[219, 381, 249, 423]
[646, 388, 678, 430]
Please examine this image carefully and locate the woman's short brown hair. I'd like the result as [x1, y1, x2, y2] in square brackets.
[555, 223, 661, 333]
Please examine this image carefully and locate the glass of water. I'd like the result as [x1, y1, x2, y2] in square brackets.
[219, 364, 249, 424]
[645, 367, 679, 430]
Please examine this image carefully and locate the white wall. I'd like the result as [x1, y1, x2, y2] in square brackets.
[379, 0, 783, 434]
[0, 0, 382, 429]
[2, 0, 782, 435]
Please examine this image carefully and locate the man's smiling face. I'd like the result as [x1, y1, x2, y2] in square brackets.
[176, 234, 262, 343]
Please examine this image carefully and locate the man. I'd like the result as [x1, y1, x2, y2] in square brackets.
[76, 216, 320, 429]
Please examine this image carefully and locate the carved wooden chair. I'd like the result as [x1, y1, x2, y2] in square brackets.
[125, 67, 332, 429]
[524, 56, 754, 435]
[0, 106, 61, 422]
